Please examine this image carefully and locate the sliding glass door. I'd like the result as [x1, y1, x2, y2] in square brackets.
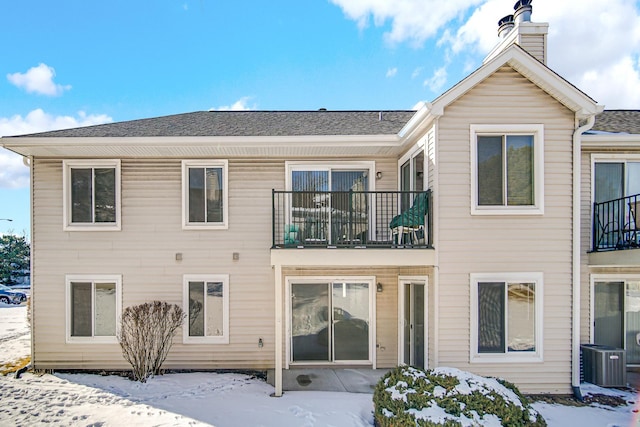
[594, 279, 640, 365]
[290, 167, 370, 244]
[290, 281, 371, 363]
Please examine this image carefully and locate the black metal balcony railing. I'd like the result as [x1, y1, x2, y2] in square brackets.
[593, 193, 640, 251]
[272, 190, 432, 249]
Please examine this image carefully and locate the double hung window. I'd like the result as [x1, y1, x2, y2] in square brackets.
[471, 273, 543, 362]
[66, 275, 121, 343]
[471, 125, 544, 215]
[182, 160, 228, 229]
[63, 160, 121, 230]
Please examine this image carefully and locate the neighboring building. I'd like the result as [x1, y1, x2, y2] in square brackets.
[582, 111, 640, 370]
[2, 3, 638, 396]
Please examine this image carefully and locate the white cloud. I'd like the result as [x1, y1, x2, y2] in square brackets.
[213, 97, 257, 111]
[330, 0, 484, 46]
[386, 67, 398, 78]
[424, 66, 448, 93]
[0, 109, 113, 188]
[333, 0, 640, 109]
[7, 64, 71, 96]
[0, 152, 29, 189]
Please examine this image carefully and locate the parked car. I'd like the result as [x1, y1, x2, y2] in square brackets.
[0, 284, 27, 305]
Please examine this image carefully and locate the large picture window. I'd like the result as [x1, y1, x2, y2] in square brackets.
[182, 160, 228, 229]
[183, 274, 229, 344]
[471, 125, 544, 215]
[65, 275, 121, 343]
[471, 273, 543, 362]
[63, 160, 121, 230]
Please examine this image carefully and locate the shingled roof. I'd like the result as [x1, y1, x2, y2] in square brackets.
[8, 110, 417, 138]
[592, 110, 640, 134]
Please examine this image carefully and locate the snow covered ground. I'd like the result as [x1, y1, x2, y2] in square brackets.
[0, 302, 638, 426]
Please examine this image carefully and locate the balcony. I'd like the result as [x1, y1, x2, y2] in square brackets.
[272, 190, 432, 249]
[592, 193, 639, 252]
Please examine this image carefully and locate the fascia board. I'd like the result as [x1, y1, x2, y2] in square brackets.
[582, 133, 640, 147]
[1, 134, 402, 149]
[0, 134, 406, 157]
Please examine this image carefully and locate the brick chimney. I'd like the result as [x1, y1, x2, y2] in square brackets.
[485, 0, 548, 64]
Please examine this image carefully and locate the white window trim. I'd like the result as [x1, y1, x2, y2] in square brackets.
[183, 274, 230, 344]
[470, 124, 544, 215]
[285, 161, 376, 192]
[397, 275, 429, 369]
[181, 160, 229, 230]
[398, 144, 426, 192]
[470, 272, 544, 363]
[65, 274, 122, 344]
[284, 276, 376, 369]
[590, 154, 640, 201]
[63, 160, 121, 231]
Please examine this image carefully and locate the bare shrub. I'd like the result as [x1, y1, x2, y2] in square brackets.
[118, 301, 185, 382]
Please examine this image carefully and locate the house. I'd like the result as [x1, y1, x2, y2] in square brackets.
[2, 2, 638, 397]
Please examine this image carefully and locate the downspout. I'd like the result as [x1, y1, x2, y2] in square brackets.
[572, 115, 595, 400]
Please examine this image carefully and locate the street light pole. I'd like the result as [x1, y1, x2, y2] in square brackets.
[0, 219, 12, 222]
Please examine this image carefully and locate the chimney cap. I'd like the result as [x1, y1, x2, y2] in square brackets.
[498, 14, 515, 38]
[498, 14, 514, 26]
[514, 0, 532, 8]
[513, 0, 533, 22]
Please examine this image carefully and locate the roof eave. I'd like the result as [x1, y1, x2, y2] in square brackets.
[582, 133, 640, 148]
[0, 134, 407, 158]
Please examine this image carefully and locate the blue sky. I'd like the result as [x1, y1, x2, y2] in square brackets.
[2, 0, 640, 238]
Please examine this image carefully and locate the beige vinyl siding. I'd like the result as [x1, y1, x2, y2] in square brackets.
[31, 155, 410, 370]
[519, 34, 546, 64]
[580, 151, 592, 343]
[32, 158, 284, 369]
[435, 66, 575, 394]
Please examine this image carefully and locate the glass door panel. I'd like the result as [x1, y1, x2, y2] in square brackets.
[331, 171, 369, 244]
[626, 281, 640, 364]
[594, 282, 624, 348]
[291, 171, 329, 243]
[332, 282, 369, 361]
[291, 283, 330, 362]
[627, 163, 640, 196]
[403, 283, 425, 368]
[401, 160, 411, 211]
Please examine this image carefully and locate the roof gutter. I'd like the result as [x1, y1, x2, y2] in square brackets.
[398, 102, 440, 142]
[572, 113, 596, 400]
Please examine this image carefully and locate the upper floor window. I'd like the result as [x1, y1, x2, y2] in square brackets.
[63, 160, 121, 230]
[65, 274, 121, 343]
[594, 159, 640, 203]
[471, 125, 544, 215]
[399, 146, 425, 212]
[182, 160, 228, 229]
[470, 272, 543, 363]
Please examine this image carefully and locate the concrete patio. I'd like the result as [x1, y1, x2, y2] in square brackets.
[266, 368, 390, 393]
